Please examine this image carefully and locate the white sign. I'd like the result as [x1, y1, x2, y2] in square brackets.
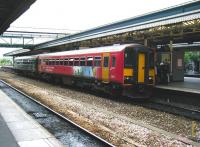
[177, 59, 182, 67]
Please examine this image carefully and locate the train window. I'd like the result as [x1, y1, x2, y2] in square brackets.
[64, 59, 68, 66]
[22, 59, 25, 64]
[112, 56, 116, 67]
[49, 60, 52, 65]
[47, 59, 49, 65]
[124, 48, 134, 67]
[94, 57, 101, 67]
[103, 57, 109, 67]
[69, 58, 74, 66]
[60, 59, 64, 65]
[80, 57, 85, 66]
[55, 59, 59, 65]
[52, 60, 55, 65]
[87, 57, 93, 66]
[149, 52, 154, 68]
[74, 58, 79, 66]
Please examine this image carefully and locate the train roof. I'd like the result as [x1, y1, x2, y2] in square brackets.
[39, 43, 141, 58]
[14, 55, 38, 60]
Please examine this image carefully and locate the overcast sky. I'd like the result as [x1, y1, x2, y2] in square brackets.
[1, 0, 192, 57]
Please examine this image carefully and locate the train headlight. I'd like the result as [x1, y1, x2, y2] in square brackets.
[125, 76, 130, 80]
[124, 76, 133, 84]
[148, 76, 153, 84]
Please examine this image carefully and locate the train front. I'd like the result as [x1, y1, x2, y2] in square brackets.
[122, 45, 155, 98]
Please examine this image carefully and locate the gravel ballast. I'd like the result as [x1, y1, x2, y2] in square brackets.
[0, 71, 200, 146]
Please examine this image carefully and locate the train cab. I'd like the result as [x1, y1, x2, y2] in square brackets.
[122, 45, 155, 98]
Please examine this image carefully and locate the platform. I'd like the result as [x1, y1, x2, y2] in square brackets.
[0, 114, 19, 147]
[156, 77, 200, 94]
[0, 89, 63, 147]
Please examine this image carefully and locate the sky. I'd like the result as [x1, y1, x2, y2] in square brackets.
[1, 0, 192, 58]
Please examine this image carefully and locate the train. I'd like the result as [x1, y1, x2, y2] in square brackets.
[13, 44, 155, 98]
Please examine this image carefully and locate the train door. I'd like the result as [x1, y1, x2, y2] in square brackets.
[138, 53, 145, 83]
[102, 53, 110, 82]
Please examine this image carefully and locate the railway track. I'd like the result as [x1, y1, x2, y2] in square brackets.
[1, 71, 200, 145]
[142, 100, 200, 121]
[0, 80, 115, 147]
[147, 88, 200, 121]
[3, 67, 200, 121]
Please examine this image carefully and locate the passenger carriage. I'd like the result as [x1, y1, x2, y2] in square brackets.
[38, 44, 155, 98]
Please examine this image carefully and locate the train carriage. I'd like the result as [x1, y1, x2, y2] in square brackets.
[38, 44, 155, 98]
[13, 56, 38, 75]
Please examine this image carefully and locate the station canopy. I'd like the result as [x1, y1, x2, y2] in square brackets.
[4, 0, 200, 57]
[0, 0, 36, 34]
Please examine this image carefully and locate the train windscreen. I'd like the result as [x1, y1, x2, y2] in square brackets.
[124, 48, 134, 68]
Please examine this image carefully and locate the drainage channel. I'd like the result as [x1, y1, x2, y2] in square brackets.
[0, 80, 114, 147]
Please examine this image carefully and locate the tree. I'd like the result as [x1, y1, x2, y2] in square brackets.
[0, 58, 12, 66]
[184, 51, 200, 73]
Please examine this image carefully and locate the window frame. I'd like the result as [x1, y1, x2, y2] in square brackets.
[74, 58, 80, 66]
[94, 56, 101, 67]
[80, 57, 86, 66]
[69, 58, 74, 66]
[103, 56, 109, 67]
[87, 57, 93, 66]
[64, 58, 68, 66]
[112, 56, 116, 67]
[60, 59, 64, 65]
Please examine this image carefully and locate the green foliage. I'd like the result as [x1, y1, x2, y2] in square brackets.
[184, 52, 200, 64]
[0, 58, 12, 66]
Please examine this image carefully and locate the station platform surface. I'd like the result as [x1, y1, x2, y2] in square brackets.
[0, 114, 19, 147]
[0, 89, 63, 147]
[156, 77, 200, 94]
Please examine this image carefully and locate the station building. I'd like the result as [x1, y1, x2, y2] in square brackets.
[2, 0, 200, 92]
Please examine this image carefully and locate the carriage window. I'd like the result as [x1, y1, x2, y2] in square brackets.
[55, 59, 59, 65]
[64, 59, 68, 66]
[103, 57, 109, 67]
[69, 58, 74, 66]
[60, 59, 64, 65]
[74, 58, 79, 66]
[80, 57, 85, 66]
[124, 48, 134, 67]
[112, 56, 116, 67]
[44, 59, 47, 65]
[87, 57, 93, 66]
[52, 60, 55, 65]
[23, 59, 27, 64]
[44, 59, 48, 65]
[49, 60, 52, 65]
[94, 57, 101, 67]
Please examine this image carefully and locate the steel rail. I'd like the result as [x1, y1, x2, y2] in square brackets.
[0, 80, 115, 147]
[142, 100, 200, 121]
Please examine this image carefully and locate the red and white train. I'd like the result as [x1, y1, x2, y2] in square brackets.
[14, 44, 155, 98]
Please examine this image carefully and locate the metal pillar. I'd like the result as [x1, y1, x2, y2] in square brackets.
[12, 56, 15, 66]
[144, 39, 148, 47]
[169, 40, 173, 77]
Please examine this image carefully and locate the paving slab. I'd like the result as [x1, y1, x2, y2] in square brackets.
[156, 77, 200, 94]
[0, 114, 19, 147]
[0, 89, 63, 147]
